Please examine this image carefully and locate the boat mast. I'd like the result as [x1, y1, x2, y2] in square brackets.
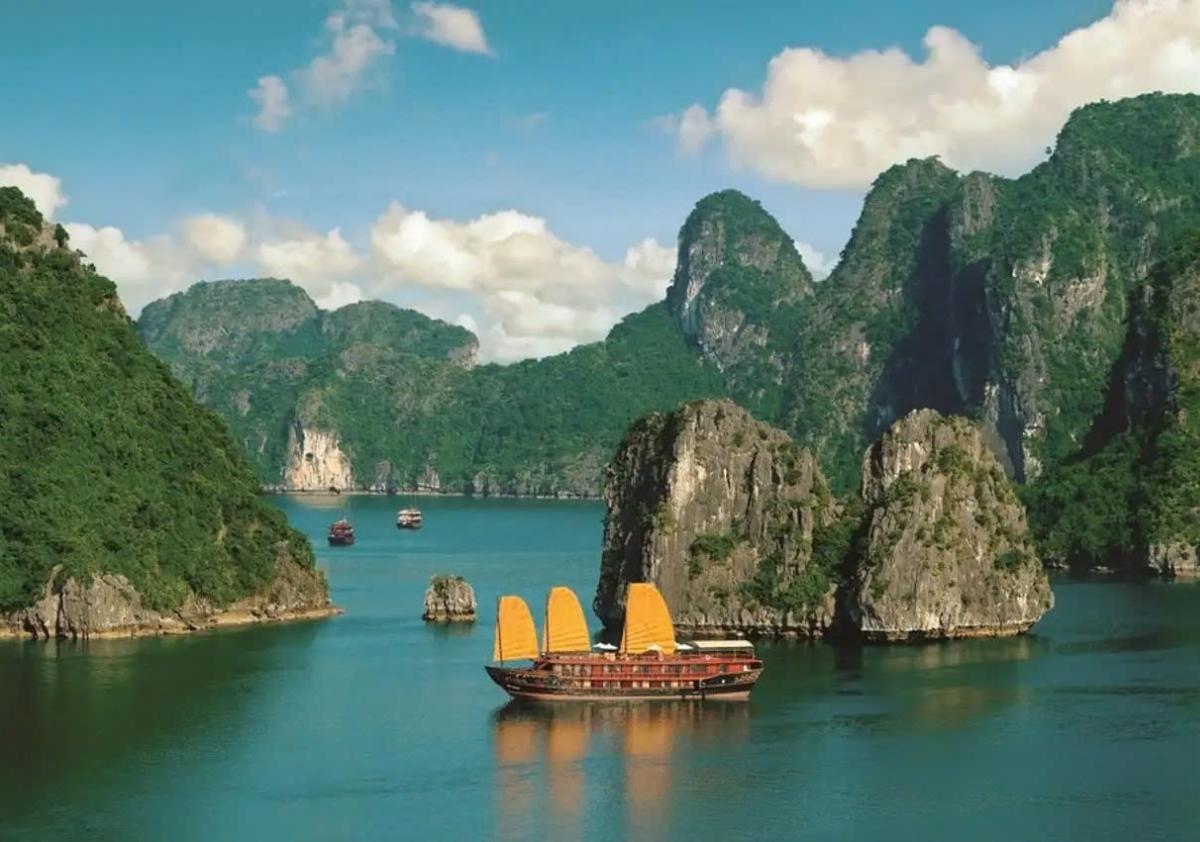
[496, 595, 503, 668]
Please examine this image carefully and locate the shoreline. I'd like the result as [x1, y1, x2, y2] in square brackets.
[0, 603, 343, 641]
[264, 488, 602, 501]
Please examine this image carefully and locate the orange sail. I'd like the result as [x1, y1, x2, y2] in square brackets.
[493, 595, 539, 662]
[543, 586, 591, 653]
[619, 583, 677, 655]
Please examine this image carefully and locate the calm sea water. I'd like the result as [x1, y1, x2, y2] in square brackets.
[1, 495, 1197, 841]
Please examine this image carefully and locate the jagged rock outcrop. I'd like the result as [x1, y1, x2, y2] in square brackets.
[595, 400, 840, 638]
[283, 422, 355, 491]
[422, 575, 477, 623]
[596, 402, 1054, 641]
[2, 549, 338, 639]
[664, 191, 813, 415]
[851, 410, 1053, 640]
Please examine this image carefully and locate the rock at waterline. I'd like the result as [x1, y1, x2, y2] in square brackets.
[594, 400, 1054, 642]
[851, 409, 1054, 641]
[422, 576, 477, 623]
[594, 399, 840, 639]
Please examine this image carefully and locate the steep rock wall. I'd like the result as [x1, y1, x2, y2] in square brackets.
[283, 422, 355, 491]
[595, 400, 839, 638]
[852, 410, 1054, 639]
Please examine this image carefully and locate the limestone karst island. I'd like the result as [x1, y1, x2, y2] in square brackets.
[2, 1, 1199, 839]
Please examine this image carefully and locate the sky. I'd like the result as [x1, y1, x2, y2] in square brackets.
[3, 0, 1198, 362]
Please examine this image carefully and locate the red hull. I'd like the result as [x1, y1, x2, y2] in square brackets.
[486, 651, 763, 702]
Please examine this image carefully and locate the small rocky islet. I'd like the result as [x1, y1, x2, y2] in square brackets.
[422, 575, 477, 623]
[595, 399, 1053, 641]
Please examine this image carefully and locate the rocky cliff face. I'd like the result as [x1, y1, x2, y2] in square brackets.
[851, 410, 1053, 640]
[1025, 234, 1200, 578]
[596, 403, 1053, 641]
[422, 575, 477, 622]
[282, 422, 356, 491]
[664, 191, 812, 417]
[2, 547, 337, 639]
[595, 400, 840, 638]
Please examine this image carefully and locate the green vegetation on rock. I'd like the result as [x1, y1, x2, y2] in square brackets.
[135, 94, 1200, 576]
[0, 188, 324, 614]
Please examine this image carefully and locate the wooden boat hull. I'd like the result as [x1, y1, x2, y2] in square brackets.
[327, 536, 354, 546]
[485, 664, 761, 702]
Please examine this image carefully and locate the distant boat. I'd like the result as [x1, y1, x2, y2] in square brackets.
[327, 518, 355, 546]
[396, 507, 423, 530]
[485, 583, 763, 702]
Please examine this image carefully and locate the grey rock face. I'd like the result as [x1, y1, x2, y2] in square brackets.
[423, 575, 477, 622]
[1, 546, 337, 639]
[852, 410, 1054, 640]
[594, 399, 839, 638]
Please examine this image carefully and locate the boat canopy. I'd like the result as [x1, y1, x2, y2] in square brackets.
[620, 583, 677, 656]
[543, 586, 590, 653]
[688, 639, 755, 651]
[493, 595, 539, 662]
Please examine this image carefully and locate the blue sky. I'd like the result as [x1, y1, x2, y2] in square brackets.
[1, 0, 1190, 360]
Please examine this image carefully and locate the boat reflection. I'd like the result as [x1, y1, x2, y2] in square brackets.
[492, 702, 749, 838]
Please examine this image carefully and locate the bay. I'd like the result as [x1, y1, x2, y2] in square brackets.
[1, 495, 1197, 841]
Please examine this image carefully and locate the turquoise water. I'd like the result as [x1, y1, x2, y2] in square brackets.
[1, 495, 1198, 841]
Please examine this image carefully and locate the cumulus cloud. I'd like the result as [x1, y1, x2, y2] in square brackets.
[255, 225, 362, 289]
[249, 75, 292, 132]
[669, 0, 1200, 187]
[794, 240, 835, 281]
[248, 1, 491, 131]
[64, 223, 195, 312]
[621, 238, 676, 298]
[184, 214, 247, 263]
[369, 203, 613, 298]
[298, 10, 395, 107]
[412, 2, 492, 55]
[0, 163, 67, 218]
[367, 203, 677, 359]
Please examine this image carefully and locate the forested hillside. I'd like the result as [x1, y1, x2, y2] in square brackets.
[139, 93, 1200, 576]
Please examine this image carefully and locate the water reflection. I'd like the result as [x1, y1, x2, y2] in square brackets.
[0, 623, 319, 831]
[492, 702, 749, 839]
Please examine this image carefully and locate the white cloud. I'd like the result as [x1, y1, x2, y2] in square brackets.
[794, 240, 835, 281]
[370, 203, 612, 298]
[313, 280, 366, 311]
[64, 223, 194, 312]
[367, 203, 678, 359]
[621, 237, 676, 298]
[412, 2, 492, 55]
[670, 0, 1200, 187]
[0, 163, 67, 218]
[184, 214, 247, 263]
[248, 1, 397, 131]
[249, 75, 292, 132]
[248, 1, 491, 132]
[255, 226, 363, 298]
[298, 11, 395, 107]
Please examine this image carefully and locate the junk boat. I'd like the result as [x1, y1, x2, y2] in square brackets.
[485, 583, 763, 702]
[327, 518, 355, 546]
[396, 507, 423, 530]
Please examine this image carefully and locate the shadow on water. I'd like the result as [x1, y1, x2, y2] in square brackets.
[749, 634, 1049, 736]
[491, 701, 749, 839]
[0, 622, 322, 834]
